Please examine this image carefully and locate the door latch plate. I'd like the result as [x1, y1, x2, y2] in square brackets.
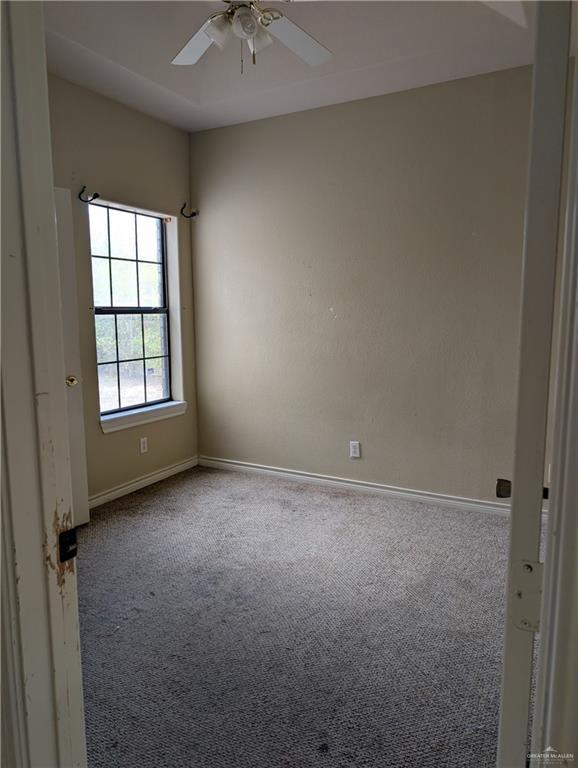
[511, 560, 543, 632]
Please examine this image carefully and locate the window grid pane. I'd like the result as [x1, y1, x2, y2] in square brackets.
[88, 204, 108, 257]
[97, 363, 119, 412]
[117, 314, 144, 361]
[137, 215, 162, 262]
[111, 259, 138, 307]
[145, 357, 170, 402]
[143, 314, 168, 358]
[95, 314, 116, 363]
[119, 360, 145, 408]
[109, 208, 136, 260]
[91, 257, 111, 307]
[138, 262, 163, 307]
[89, 202, 171, 415]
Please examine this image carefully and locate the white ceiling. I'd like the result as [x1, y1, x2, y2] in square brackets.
[44, 1, 576, 133]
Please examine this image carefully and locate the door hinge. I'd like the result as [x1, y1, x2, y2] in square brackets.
[511, 560, 544, 632]
[59, 527, 78, 563]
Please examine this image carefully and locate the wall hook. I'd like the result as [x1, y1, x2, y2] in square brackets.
[180, 203, 198, 219]
[78, 185, 100, 203]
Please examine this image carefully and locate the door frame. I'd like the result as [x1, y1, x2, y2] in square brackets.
[497, 2, 572, 766]
[55, 187, 90, 527]
[530, 55, 578, 760]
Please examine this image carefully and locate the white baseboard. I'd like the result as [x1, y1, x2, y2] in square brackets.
[199, 456, 511, 516]
[89, 456, 199, 509]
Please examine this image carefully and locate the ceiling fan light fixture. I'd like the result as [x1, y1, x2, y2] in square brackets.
[248, 25, 273, 55]
[231, 6, 258, 40]
[204, 14, 231, 49]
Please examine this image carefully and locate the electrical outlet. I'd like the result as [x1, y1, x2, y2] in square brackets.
[349, 440, 361, 459]
[139, 437, 148, 455]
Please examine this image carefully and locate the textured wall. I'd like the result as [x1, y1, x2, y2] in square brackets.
[190, 67, 532, 502]
[48, 75, 197, 497]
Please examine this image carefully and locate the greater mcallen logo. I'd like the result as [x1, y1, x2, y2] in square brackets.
[527, 746, 575, 764]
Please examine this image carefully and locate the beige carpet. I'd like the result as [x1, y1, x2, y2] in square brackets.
[78, 467, 509, 768]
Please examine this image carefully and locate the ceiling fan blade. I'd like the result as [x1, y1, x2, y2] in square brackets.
[266, 15, 332, 66]
[172, 21, 214, 66]
[248, 25, 273, 55]
[205, 14, 232, 50]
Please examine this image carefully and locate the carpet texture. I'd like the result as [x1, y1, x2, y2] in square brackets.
[78, 467, 509, 768]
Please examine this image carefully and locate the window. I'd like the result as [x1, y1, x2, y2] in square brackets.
[89, 202, 171, 415]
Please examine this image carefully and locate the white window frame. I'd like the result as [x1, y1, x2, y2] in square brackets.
[91, 199, 187, 433]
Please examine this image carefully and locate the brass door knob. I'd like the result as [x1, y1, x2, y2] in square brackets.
[65, 375, 79, 388]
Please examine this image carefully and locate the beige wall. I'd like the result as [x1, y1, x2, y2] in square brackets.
[48, 67, 533, 504]
[48, 75, 197, 498]
[191, 67, 532, 502]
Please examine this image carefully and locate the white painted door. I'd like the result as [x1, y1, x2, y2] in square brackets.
[497, 3, 572, 766]
[530, 52, 578, 763]
[2, 3, 87, 765]
[55, 188, 90, 526]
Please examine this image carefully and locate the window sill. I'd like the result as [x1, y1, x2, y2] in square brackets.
[100, 400, 187, 434]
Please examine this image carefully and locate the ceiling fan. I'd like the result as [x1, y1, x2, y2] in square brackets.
[172, 1, 333, 69]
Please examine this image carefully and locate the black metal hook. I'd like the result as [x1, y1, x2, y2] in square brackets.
[180, 203, 198, 219]
[78, 185, 100, 203]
